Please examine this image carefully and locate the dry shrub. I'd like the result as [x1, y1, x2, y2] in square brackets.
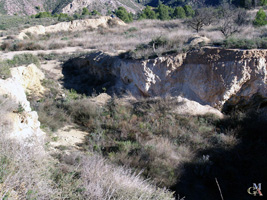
[33, 97, 69, 132]
[1, 40, 45, 51]
[79, 153, 174, 199]
[48, 42, 67, 50]
[0, 96, 54, 199]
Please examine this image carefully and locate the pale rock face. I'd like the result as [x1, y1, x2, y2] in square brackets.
[10, 64, 45, 97]
[61, 0, 142, 14]
[0, 65, 45, 144]
[119, 48, 267, 109]
[68, 48, 266, 112]
[17, 17, 126, 40]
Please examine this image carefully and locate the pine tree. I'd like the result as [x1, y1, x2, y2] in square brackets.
[253, 8, 267, 26]
[157, 3, 170, 20]
[183, 5, 195, 17]
[115, 7, 133, 23]
[173, 6, 186, 19]
[140, 6, 157, 19]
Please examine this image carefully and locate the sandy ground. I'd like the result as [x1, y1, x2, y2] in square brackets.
[41, 60, 64, 80]
[50, 125, 87, 149]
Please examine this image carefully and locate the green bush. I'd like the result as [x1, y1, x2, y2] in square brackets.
[261, 0, 267, 5]
[57, 13, 73, 22]
[139, 6, 157, 19]
[183, 5, 195, 17]
[157, 3, 170, 20]
[34, 12, 53, 18]
[222, 37, 267, 49]
[173, 6, 186, 19]
[120, 36, 182, 60]
[0, 53, 40, 79]
[0, 62, 11, 79]
[10, 54, 40, 67]
[82, 7, 90, 16]
[73, 13, 81, 19]
[115, 7, 133, 23]
[91, 10, 101, 16]
[253, 8, 267, 26]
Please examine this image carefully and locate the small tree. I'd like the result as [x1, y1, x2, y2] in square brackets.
[82, 7, 90, 16]
[139, 6, 157, 19]
[219, 4, 245, 38]
[115, 7, 133, 23]
[253, 8, 267, 26]
[157, 3, 170, 20]
[183, 5, 195, 17]
[173, 7, 186, 19]
[187, 8, 214, 33]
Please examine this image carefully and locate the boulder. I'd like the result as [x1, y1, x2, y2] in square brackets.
[187, 35, 211, 46]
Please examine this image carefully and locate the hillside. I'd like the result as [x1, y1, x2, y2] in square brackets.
[0, 0, 143, 15]
[0, 0, 58, 15]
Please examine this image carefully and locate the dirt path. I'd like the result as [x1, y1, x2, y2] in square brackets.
[0, 47, 94, 60]
[50, 125, 88, 150]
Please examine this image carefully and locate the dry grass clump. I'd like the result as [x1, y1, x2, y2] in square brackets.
[49, 151, 174, 200]
[0, 137, 54, 200]
[1, 40, 45, 51]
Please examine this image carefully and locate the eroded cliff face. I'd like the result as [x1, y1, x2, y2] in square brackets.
[0, 64, 45, 144]
[63, 48, 267, 110]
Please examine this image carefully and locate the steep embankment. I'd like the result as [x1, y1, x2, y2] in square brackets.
[0, 64, 45, 143]
[63, 48, 267, 111]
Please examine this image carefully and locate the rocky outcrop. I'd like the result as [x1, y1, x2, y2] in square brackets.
[63, 48, 266, 111]
[18, 17, 126, 40]
[1, 0, 47, 15]
[187, 35, 211, 46]
[0, 64, 45, 143]
[0, 0, 142, 15]
[61, 0, 143, 15]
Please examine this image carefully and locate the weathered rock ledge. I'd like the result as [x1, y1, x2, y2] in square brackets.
[63, 48, 267, 111]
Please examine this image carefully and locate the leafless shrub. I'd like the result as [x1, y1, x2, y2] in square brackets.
[218, 5, 248, 38]
[187, 8, 216, 33]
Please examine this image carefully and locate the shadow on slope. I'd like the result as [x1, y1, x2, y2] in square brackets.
[61, 52, 124, 96]
[173, 109, 267, 200]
